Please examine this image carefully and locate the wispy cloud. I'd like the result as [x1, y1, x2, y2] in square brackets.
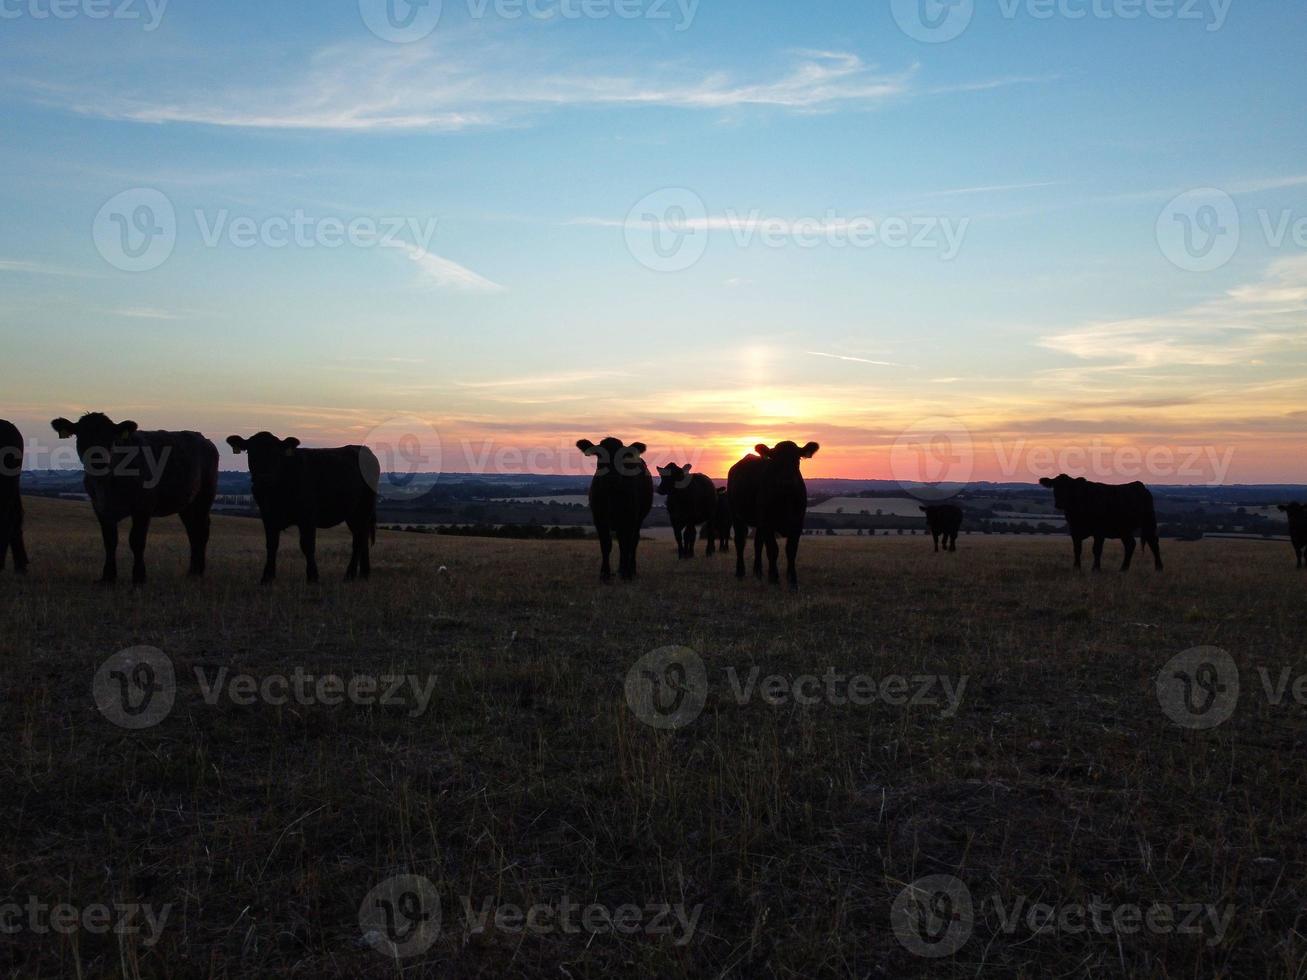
[455, 370, 629, 389]
[0, 258, 97, 278]
[29, 44, 1043, 134]
[402, 245, 504, 293]
[806, 351, 906, 367]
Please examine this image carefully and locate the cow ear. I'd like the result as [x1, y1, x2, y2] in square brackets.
[755, 444, 771, 458]
[226, 436, 247, 454]
[920, 505, 928, 512]
[629, 442, 647, 456]
[683, 463, 692, 472]
[1038, 478, 1054, 488]
[576, 439, 597, 456]
[799, 442, 819, 458]
[118, 421, 139, 440]
[282, 437, 301, 456]
[51, 418, 77, 439]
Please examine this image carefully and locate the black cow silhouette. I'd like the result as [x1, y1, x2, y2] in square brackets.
[711, 487, 732, 554]
[227, 432, 379, 583]
[1279, 503, 1306, 568]
[920, 504, 962, 553]
[0, 420, 28, 575]
[51, 413, 218, 584]
[1039, 474, 1162, 571]
[578, 438, 653, 581]
[656, 463, 717, 558]
[728, 441, 819, 588]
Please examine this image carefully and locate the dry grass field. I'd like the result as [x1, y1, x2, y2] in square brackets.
[2, 496, 1305, 978]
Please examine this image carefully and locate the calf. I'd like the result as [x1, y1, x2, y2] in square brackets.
[1279, 503, 1306, 568]
[920, 504, 962, 553]
[51, 413, 218, 584]
[656, 463, 717, 558]
[728, 441, 819, 588]
[578, 438, 653, 581]
[227, 433, 379, 583]
[711, 487, 732, 554]
[1039, 474, 1163, 572]
[0, 420, 28, 575]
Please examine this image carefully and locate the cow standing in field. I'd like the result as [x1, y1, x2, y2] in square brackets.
[227, 433, 379, 583]
[921, 504, 962, 553]
[656, 462, 717, 558]
[728, 441, 819, 588]
[0, 420, 29, 575]
[1279, 503, 1306, 568]
[51, 413, 218, 584]
[712, 487, 732, 554]
[578, 438, 653, 581]
[1039, 474, 1163, 572]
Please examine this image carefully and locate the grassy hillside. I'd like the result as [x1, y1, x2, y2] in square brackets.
[2, 497, 1304, 977]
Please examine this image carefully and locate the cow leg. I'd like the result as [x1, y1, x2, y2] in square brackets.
[684, 522, 697, 558]
[704, 522, 715, 556]
[181, 508, 210, 577]
[619, 527, 638, 581]
[785, 533, 800, 590]
[98, 517, 119, 583]
[948, 532, 958, 553]
[1071, 535, 1083, 571]
[299, 525, 320, 583]
[764, 531, 780, 585]
[1145, 533, 1164, 571]
[1120, 534, 1136, 571]
[932, 529, 940, 552]
[261, 520, 280, 583]
[596, 522, 613, 581]
[1296, 545, 1304, 568]
[358, 519, 372, 580]
[11, 521, 27, 574]
[0, 520, 8, 571]
[753, 529, 765, 579]
[1091, 536, 1105, 572]
[734, 521, 748, 578]
[345, 527, 360, 581]
[672, 523, 685, 559]
[128, 514, 151, 585]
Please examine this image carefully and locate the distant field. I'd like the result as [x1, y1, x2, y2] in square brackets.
[3, 497, 1305, 978]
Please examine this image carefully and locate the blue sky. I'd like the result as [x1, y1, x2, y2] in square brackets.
[2, 0, 1305, 482]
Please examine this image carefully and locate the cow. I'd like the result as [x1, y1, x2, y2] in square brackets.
[51, 413, 218, 584]
[227, 433, 379, 583]
[711, 487, 732, 554]
[1279, 503, 1306, 568]
[577, 438, 653, 581]
[1038, 474, 1163, 572]
[920, 504, 962, 553]
[0, 420, 29, 575]
[728, 441, 819, 588]
[656, 463, 718, 558]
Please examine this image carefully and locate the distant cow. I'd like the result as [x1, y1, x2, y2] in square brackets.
[656, 463, 717, 558]
[0, 420, 29, 575]
[711, 487, 732, 554]
[227, 433, 380, 583]
[578, 438, 653, 581]
[728, 441, 819, 588]
[921, 504, 962, 553]
[51, 413, 218, 584]
[1039, 474, 1163, 572]
[1279, 503, 1306, 568]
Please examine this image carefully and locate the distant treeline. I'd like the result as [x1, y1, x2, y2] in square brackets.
[383, 523, 590, 540]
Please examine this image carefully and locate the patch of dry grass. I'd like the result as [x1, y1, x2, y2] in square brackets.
[2, 497, 1304, 977]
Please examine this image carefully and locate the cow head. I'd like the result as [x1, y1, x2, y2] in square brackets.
[227, 432, 301, 489]
[577, 437, 647, 478]
[1039, 474, 1087, 511]
[655, 462, 693, 495]
[1280, 502, 1305, 522]
[51, 413, 138, 475]
[756, 441, 819, 475]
